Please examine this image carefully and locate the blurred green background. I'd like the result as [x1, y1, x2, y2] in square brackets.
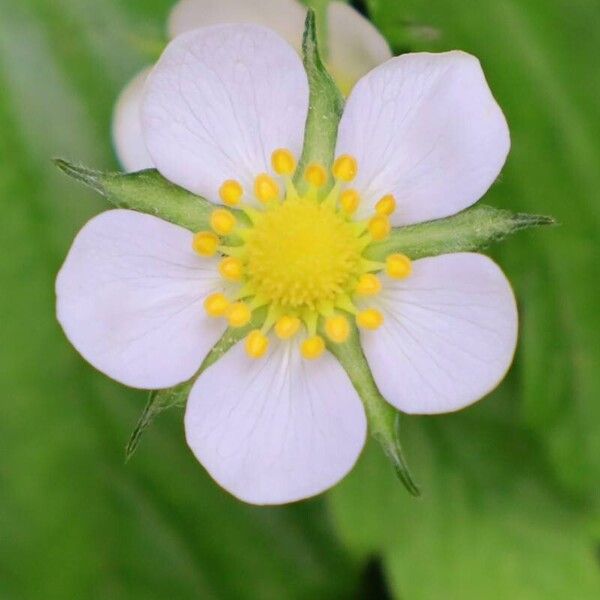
[0, 0, 598, 598]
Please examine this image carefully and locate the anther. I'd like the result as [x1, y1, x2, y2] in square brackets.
[203, 292, 230, 317]
[324, 315, 350, 343]
[219, 180, 244, 206]
[210, 209, 236, 235]
[304, 164, 328, 188]
[254, 174, 279, 203]
[367, 215, 391, 241]
[386, 253, 412, 279]
[272, 149, 296, 176]
[245, 329, 269, 358]
[227, 302, 252, 328]
[356, 308, 384, 330]
[355, 273, 382, 296]
[192, 231, 219, 257]
[274, 315, 301, 340]
[340, 189, 360, 215]
[301, 335, 326, 359]
[375, 194, 396, 216]
[219, 256, 243, 281]
[332, 155, 358, 182]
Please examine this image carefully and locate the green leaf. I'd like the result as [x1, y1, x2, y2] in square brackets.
[330, 407, 600, 599]
[365, 205, 555, 261]
[294, 9, 344, 191]
[125, 309, 267, 459]
[327, 326, 420, 497]
[54, 160, 217, 231]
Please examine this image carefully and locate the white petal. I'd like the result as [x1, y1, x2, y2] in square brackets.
[185, 341, 366, 504]
[112, 67, 154, 172]
[336, 52, 510, 225]
[56, 210, 225, 389]
[361, 253, 518, 414]
[142, 24, 308, 203]
[326, 2, 392, 94]
[168, 0, 305, 49]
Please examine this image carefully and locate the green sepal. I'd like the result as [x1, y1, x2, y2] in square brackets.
[327, 325, 421, 497]
[293, 9, 344, 192]
[54, 159, 220, 231]
[365, 204, 556, 262]
[125, 308, 266, 459]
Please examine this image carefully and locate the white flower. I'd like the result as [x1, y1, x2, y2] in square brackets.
[57, 24, 517, 505]
[112, 0, 392, 172]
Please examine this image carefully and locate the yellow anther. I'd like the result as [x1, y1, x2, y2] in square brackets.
[340, 189, 360, 215]
[245, 329, 269, 358]
[272, 148, 296, 176]
[227, 302, 252, 328]
[324, 315, 350, 343]
[210, 208, 236, 235]
[219, 180, 244, 206]
[219, 256, 243, 281]
[332, 155, 358, 182]
[386, 253, 412, 279]
[368, 215, 391, 241]
[203, 292, 230, 317]
[356, 308, 384, 330]
[274, 315, 301, 340]
[301, 335, 326, 359]
[304, 164, 328, 188]
[355, 273, 382, 296]
[192, 231, 219, 257]
[375, 194, 396, 216]
[254, 173, 280, 203]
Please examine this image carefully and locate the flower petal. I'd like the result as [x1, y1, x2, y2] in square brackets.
[112, 67, 154, 172]
[335, 52, 510, 225]
[142, 24, 308, 202]
[326, 2, 392, 94]
[168, 0, 305, 49]
[185, 341, 366, 504]
[56, 210, 225, 389]
[361, 253, 517, 414]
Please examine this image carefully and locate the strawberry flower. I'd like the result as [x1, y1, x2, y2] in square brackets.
[57, 24, 517, 504]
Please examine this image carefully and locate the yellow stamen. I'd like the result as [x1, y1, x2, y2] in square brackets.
[210, 209, 236, 236]
[254, 173, 279, 203]
[386, 253, 412, 279]
[356, 308, 384, 330]
[274, 315, 301, 340]
[304, 164, 328, 189]
[245, 329, 269, 358]
[203, 292, 230, 317]
[219, 256, 243, 281]
[368, 215, 391, 241]
[219, 180, 243, 206]
[324, 315, 350, 343]
[340, 189, 360, 215]
[375, 194, 396, 216]
[272, 149, 296, 176]
[355, 273, 382, 296]
[192, 231, 219, 257]
[301, 335, 325, 359]
[227, 302, 252, 328]
[332, 155, 358, 182]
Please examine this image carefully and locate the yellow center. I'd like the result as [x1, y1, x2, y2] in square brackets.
[191, 150, 414, 360]
[244, 199, 362, 309]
